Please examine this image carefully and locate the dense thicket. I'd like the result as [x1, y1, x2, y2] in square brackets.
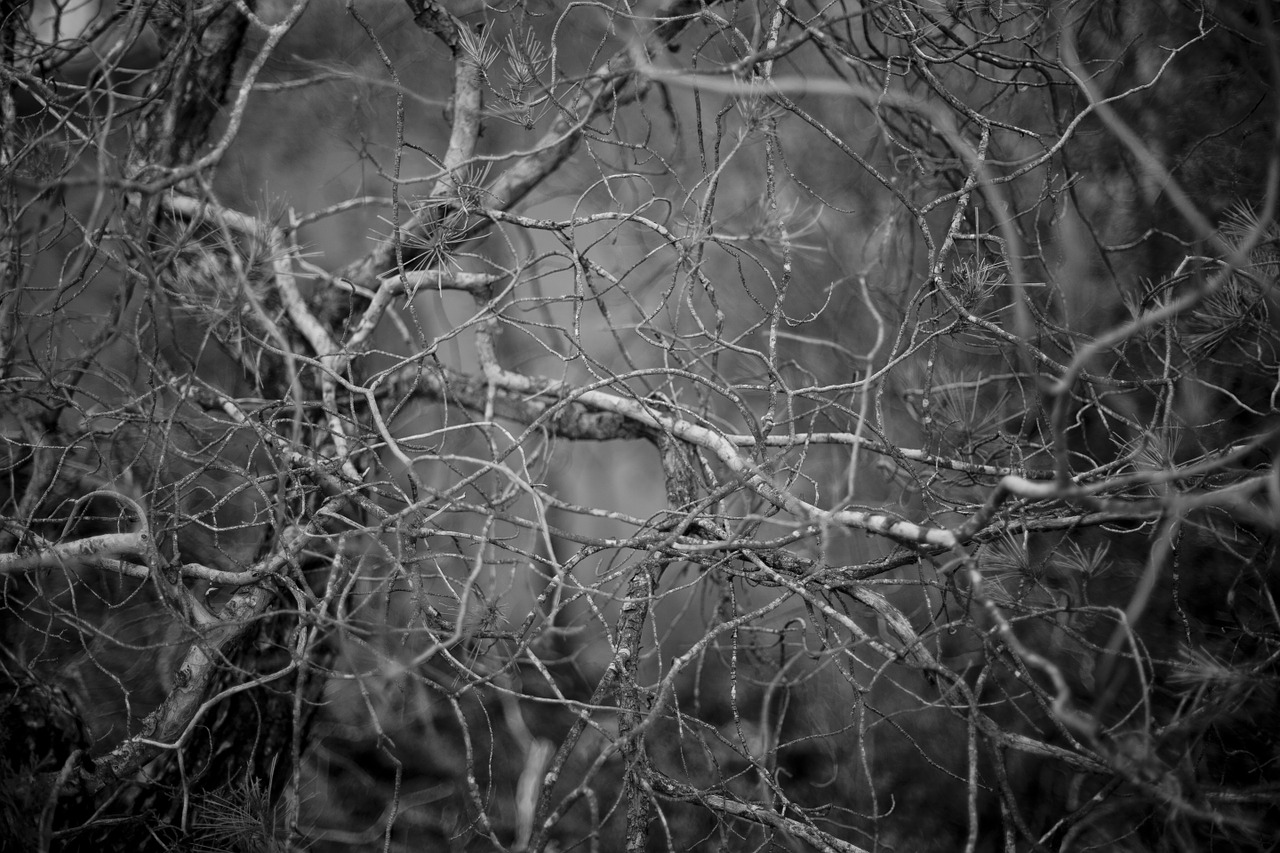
[1, 1, 1277, 850]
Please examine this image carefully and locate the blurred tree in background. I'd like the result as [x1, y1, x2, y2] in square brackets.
[2, 0, 1278, 850]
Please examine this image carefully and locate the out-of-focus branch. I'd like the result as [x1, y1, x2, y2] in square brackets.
[129, 3, 251, 174]
[128, 0, 313, 189]
[403, 0, 460, 51]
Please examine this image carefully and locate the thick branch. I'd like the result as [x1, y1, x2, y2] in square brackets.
[130, 3, 250, 174]
[85, 583, 275, 789]
[0, 531, 150, 574]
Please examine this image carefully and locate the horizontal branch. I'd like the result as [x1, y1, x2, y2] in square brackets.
[402, 362, 1207, 549]
[0, 531, 151, 574]
[403, 362, 651, 441]
[724, 431, 1057, 480]
[447, 364, 969, 547]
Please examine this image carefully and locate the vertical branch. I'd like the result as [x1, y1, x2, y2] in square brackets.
[129, 3, 250, 176]
[616, 419, 700, 851]
[0, 0, 24, 374]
